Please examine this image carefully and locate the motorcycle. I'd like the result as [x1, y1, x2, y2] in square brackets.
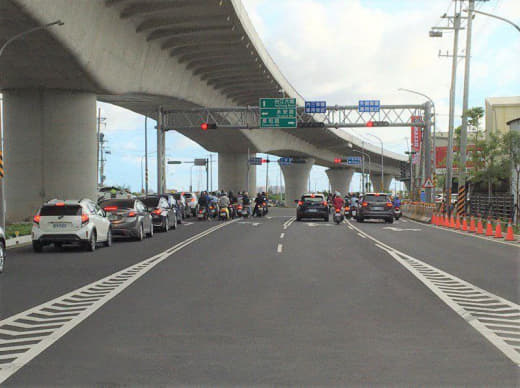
[344, 205, 352, 220]
[208, 204, 218, 220]
[197, 207, 208, 221]
[261, 202, 268, 216]
[394, 206, 401, 220]
[333, 208, 344, 224]
[219, 206, 230, 221]
[241, 205, 251, 218]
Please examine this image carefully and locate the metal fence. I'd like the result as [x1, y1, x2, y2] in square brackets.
[469, 193, 514, 220]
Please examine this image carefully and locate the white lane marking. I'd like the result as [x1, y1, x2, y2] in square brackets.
[283, 216, 296, 230]
[266, 216, 272, 219]
[347, 225, 354, 230]
[382, 227, 422, 232]
[0, 221, 235, 384]
[357, 233, 366, 239]
[405, 218, 520, 248]
[277, 243, 283, 253]
[349, 220, 520, 367]
[280, 233, 285, 239]
[306, 222, 332, 227]
[182, 222, 194, 226]
[400, 219, 408, 223]
[238, 221, 261, 226]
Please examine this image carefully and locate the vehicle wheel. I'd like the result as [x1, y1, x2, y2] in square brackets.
[172, 216, 177, 230]
[387, 218, 394, 224]
[0, 242, 5, 273]
[177, 214, 182, 224]
[105, 228, 113, 247]
[32, 241, 43, 252]
[87, 231, 97, 252]
[357, 217, 364, 223]
[163, 217, 169, 232]
[135, 223, 144, 241]
[147, 224, 154, 238]
[324, 216, 329, 222]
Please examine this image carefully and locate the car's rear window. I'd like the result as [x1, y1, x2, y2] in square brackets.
[184, 193, 192, 199]
[140, 197, 159, 208]
[302, 196, 324, 202]
[40, 205, 82, 216]
[172, 193, 181, 199]
[100, 199, 135, 209]
[365, 195, 389, 202]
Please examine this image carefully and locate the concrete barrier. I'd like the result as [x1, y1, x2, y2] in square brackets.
[402, 202, 434, 223]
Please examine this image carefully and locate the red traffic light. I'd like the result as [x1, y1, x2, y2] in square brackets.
[201, 123, 208, 130]
[334, 158, 342, 164]
[366, 121, 374, 127]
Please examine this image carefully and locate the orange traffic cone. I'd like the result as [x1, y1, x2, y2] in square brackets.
[444, 214, 449, 227]
[485, 217, 494, 236]
[449, 214, 456, 228]
[469, 216, 476, 233]
[455, 215, 461, 230]
[476, 216, 484, 235]
[505, 220, 515, 241]
[494, 219, 503, 238]
[431, 212, 436, 225]
[462, 216, 468, 231]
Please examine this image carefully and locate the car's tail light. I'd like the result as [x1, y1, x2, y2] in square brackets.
[55, 202, 65, 207]
[298, 201, 303, 206]
[127, 211, 136, 217]
[345, 206, 350, 211]
[104, 206, 118, 211]
[152, 209, 162, 215]
[262, 202, 266, 206]
[81, 213, 89, 224]
[33, 215, 41, 224]
[209, 206, 214, 210]
[362, 202, 368, 207]
[238, 205, 242, 210]
[323, 201, 328, 206]
[191, 198, 195, 202]
[199, 210, 203, 214]
[335, 208, 341, 213]
[386, 202, 393, 208]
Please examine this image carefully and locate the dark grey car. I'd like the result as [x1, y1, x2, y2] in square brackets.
[100, 199, 153, 240]
[139, 196, 177, 232]
[356, 193, 394, 223]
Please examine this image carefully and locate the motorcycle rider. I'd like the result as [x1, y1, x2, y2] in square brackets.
[218, 191, 231, 219]
[198, 191, 209, 213]
[333, 191, 345, 212]
[241, 191, 251, 216]
[253, 193, 264, 217]
[393, 195, 401, 208]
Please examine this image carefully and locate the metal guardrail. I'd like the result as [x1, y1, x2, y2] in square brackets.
[469, 193, 514, 221]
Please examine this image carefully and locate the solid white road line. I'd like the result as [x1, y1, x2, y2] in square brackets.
[277, 244, 283, 253]
[348, 220, 520, 367]
[283, 216, 296, 230]
[357, 233, 366, 239]
[0, 221, 236, 384]
[405, 217, 520, 248]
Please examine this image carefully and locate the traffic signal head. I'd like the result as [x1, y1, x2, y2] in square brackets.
[201, 123, 217, 130]
[334, 158, 342, 164]
[366, 121, 389, 127]
[366, 121, 374, 127]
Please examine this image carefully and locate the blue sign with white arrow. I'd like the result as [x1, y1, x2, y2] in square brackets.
[346, 156, 362, 166]
[305, 101, 327, 114]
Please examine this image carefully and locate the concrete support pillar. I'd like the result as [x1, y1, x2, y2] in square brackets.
[370, 173, 393, 193]
[326, 168, 354, 196]
[3, 89, 97, 222]
[280, 158, 314, 207]
[156, 108, 166, 194]
[218, 152, 256, 194]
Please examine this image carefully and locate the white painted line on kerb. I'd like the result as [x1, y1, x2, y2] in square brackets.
[0, 221, 236, 384]
[348, 220, 520, 367]
[280, 233, 285, 239]
[277, 244, 283, 253]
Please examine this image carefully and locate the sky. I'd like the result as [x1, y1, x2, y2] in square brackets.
[98, 0, 520, 193]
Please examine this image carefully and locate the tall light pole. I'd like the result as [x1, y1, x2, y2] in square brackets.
[465, 9, 520, 33]
[0, 20, 64, 230]
[351, 149, 371, 194]
[366, 133, 384, 192]
[398, 88, 437, 178]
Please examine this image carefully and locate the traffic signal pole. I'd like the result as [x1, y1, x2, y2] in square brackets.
[424, 101, 433, 202]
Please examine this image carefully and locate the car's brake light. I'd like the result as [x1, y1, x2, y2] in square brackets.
[238, 205, 242, 210]
[362, 202, 368, 207]
[298, 201, 303, 206]
[386, 202, 393, 207]
[81, 213, 89, 224]
[335, 208, 341, 213]
[104, 206, 118, 211]
[199, 210, 203, 214]
[128, 211, 136, 217]
[33, 215, 41, 224]
[262, 202, 266, 206]
[152, 209, 162, 215]
[55, 202, 65, 207]
[209, 206, 214, 210]
[345, 206, 350, 211]
[191, 198, 195, 202]
[322, 201, 328, 206]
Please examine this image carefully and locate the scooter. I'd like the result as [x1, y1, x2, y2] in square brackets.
[219, 207, 230, 221]
[197, 207, 208, 221]
[261, 202, 268, 216]
[241, 205, 250, 218]
[208, 204, 218, 220]
[333, 208, 344, 224]
[394, 206, 401, 220]
[344, 205, 352, 220]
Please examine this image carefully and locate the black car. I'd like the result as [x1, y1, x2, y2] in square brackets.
[100, 198, 153, 240]
[159, 193, 182, 224]
[356, 193, 394, 223]
[295, 193, 329, 222]
[139, 196, 177, 232]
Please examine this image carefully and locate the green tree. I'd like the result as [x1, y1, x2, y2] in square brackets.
[502, 130, 520, 222]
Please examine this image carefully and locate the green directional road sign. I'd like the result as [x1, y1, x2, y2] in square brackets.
[260, 98, 297, 128]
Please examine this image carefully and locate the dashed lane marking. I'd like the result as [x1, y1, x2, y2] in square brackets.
[277, 244, 283, 253]
[0, 221, 236, 384]
[283, 217, 296, 230]
[349, 220, 520, 367]
[280, 233, 285, 239]
[357, 233, 366, 239]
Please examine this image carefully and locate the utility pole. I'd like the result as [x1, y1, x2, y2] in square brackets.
[459, 0, 475, 195]
[97, 109, 106, 186]
[156, 107, 165, 194]
[144, 115, 148, 196]
[265, 154, 269, 195]
[424, 101, 433, 202]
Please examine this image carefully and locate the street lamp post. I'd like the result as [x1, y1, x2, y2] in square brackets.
[0, 20, 64, 230]
[351, 149, 371, 194]
[465, 9, 520, 33]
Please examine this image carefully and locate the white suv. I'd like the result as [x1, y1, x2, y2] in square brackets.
[32, 199, 112, 252]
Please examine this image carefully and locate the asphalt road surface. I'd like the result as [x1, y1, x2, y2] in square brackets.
[0, 209, 518, 386]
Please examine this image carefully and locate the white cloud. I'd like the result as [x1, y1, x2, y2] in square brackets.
[97, 102, 146, 132]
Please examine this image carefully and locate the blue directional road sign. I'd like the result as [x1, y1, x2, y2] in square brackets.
[249, 157, 263, 166]
[305, 101, 327, 114]
[346, 156, 362, 166]
[278, 157, 292, 166]
[358, 100, 380, 113]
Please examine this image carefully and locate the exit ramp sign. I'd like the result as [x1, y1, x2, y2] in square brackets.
[260, 98, 297, 128]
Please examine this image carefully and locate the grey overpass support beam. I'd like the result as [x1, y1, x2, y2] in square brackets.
[326, 168, 354, 196]
[370, 173, 394, 193]
[3, 89, 96, 222]
[218, 153, 256, 194]
[157, 108, 166, 194]
[280, 159, 315, 207]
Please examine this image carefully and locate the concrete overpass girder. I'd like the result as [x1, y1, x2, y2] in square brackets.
[326, 168, 355, 196]
[370, 173, 395, 192]
[280, 159, 315, 207]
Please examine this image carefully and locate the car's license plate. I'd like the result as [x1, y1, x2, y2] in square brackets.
[52, 223, 68, 228]
[352, 210, 356, 216]
[373, 207, 384, 211]
[308, 209, 317, 212]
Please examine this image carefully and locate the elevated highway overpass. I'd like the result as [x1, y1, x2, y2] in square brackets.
[1, 0, 415, 221]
